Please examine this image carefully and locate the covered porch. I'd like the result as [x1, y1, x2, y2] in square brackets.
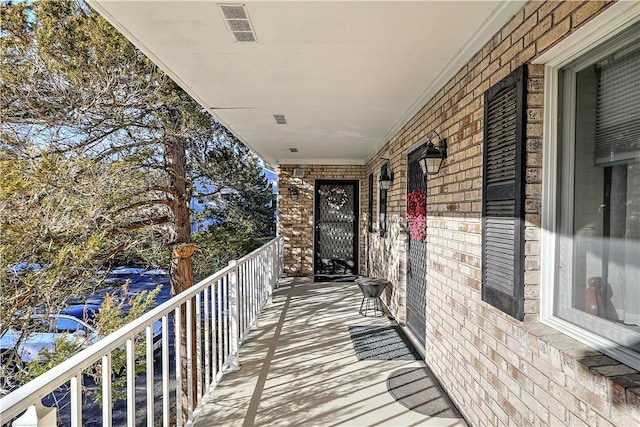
[4, 1, 640, 426]
[195, 277, 465, 427]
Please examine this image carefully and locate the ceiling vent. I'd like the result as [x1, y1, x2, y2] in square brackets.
[218, 4, 257, 43]
[274, 114, 287, 124]
[289, 147, 298, 153]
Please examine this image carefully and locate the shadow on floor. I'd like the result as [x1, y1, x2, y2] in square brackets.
[195, 277, 467, 427]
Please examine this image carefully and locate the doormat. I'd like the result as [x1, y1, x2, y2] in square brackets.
[348, 326, 421, 360]
[387, 367, 462, 418]
[314, 274, 359, 282]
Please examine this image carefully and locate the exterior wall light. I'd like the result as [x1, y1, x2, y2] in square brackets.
[418, 131, 447, 175]
[379, 166, 393, 191]
[378, 163, 393, 237]
[289, 186, 299, 200]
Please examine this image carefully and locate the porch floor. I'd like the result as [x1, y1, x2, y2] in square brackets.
[195, 277, 467, 427]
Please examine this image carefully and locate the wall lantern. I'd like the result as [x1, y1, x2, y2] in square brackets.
[378, 166, 394, 191]
[418, 131, 447, 175]
[289, 186, 299, 200]
[378, 163, 392, 238]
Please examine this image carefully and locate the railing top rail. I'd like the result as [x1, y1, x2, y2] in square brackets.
[0, 236, 282, 422]
[237, 235, 281, 264]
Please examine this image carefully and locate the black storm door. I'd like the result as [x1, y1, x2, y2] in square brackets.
[314, 180, 359, 281]
[406, 149, 427, 347]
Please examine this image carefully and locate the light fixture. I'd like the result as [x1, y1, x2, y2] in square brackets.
[379, 165, 393, 191]
[418, 131, 447, 175]
[289, 186, 299, 200]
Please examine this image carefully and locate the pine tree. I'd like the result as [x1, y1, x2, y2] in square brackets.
[0, 0, 274, 409]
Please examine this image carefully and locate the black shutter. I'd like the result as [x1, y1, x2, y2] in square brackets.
[482, 65, 526, 321]
[367, 174, 374, 232]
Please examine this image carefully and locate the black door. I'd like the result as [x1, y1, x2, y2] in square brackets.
[406, 149, 427, 347]
[314, 180, 359, 281]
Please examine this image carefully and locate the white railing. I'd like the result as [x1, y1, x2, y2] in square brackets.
[0, 236, 284, 427]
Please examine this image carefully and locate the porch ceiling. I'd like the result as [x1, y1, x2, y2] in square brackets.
[89, 1, 524, 167]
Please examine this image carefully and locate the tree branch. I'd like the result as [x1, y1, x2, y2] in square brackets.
[107, 216, 169, 236]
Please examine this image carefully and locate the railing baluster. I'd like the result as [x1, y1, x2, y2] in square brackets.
[253, 256, 259, 314]
[259, 255, 262, 305]
[162, 314, 170, 427]
[258, 254, 269, 305]
[237, 263, 242, 338]
[126, 338, 135, 427]
[203, 287, 210, 394]
[246, 261, 251, 330]
[216, 278, 223, 375]
[245, 259, 251, 328]
[212, 281, 218, 385]
[257, 254, 262, 310]
[223, 275, 229, 365]
[102, 354, 112, 427]
[228, 260, 239, 371]
[186, 298, 193, 420]
[252, 256, 256, 323]
[242, 261, 248, 337]
[196, 291, 202, 409]
[70, 373, 82, 427]
[146, 325, 154, 427]
[175, 307, 182, 427]
[243, 262, 248, 337]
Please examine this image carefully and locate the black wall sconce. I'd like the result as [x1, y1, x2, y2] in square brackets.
[289, 186, 299, 200]
[379, 163, 392, 237]
[378, 165, 394, 191]
[418, 131, 447, 175]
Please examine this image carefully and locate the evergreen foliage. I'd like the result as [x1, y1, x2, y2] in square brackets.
[0, 0, 274, 393]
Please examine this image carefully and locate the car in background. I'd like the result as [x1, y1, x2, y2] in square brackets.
[2, 268, 167, 369]
[61, 303, 163, 353]
[0, 314, 98, 364]
[61, 304, 101, 324]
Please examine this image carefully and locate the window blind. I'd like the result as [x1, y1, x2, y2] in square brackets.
[595, 45, 640, 166]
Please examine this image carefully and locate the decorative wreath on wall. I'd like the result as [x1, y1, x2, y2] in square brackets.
[407, 188, 427, 241]
[325, 186, 349, 210]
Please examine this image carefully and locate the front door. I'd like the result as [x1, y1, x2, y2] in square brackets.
[314, 180, 359, 281]
[406, 149, 427, 347]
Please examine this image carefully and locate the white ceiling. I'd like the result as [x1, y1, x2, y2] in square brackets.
[89, 1, 524, 167]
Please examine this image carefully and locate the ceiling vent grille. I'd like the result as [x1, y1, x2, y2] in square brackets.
[218, 4, 257, 43]
[274, 114, 287, 124]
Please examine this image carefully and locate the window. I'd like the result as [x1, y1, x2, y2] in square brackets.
[542, 18, 640, 369]
[56, 317, 86, 333]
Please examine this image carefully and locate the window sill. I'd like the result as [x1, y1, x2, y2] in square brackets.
[520, 322, 640, 422]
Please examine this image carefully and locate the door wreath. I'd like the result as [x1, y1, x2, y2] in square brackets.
[407, 188, 427, 241]
[325, 186, 349, 210]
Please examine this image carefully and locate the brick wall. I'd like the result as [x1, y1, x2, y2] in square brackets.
[278, 164, 366, 276]
[366, 158, 408, 323]
[363, 1, 639, 425]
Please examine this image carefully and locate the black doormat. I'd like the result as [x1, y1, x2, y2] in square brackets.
[348, 326, 421, 360]
[314, 274, 359, 282]
[387, 367, 462, 418]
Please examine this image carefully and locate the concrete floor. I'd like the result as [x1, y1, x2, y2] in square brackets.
[194, 278, 467, 427]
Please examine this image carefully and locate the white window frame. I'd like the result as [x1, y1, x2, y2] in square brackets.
[536, 1, 640, 370]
